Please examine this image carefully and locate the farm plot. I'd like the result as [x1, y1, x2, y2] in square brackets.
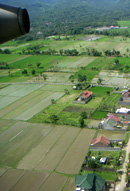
[87, 119, 101, 128]
[3, 90, 51, 120]
[0, 122, 53, 167]
[57, 56, 95, 68]
[0, 84, 25, 96]
[9, 84, 43, 97]
[41, 84, 72, 92]
[0, 84, 44, 110]
[0, 169, 26, 191]
[63, 177, 75, 191]
[0, 121, 30, 149]
[0, 54, 25, 63]
[9, 55, 63, 69]
[0, 95, 21, 110]
[97, 130, 125, 140]
[92, 70, 130, 87]
[107, 77, 129, 87]
[17, 125, 68, 170]
[14, 92, 64, 120]
[0, 168, 73, 191]
[56, 129, 95, 174]
[0, 119, 15, 134]
[0, 168, 7, 176]
[38, 72, 73, 83]
[11, 171, 49, 191]
[0, 89, 45, 119]
[35, 127, 80, 171]
[39, 173, 68, 191]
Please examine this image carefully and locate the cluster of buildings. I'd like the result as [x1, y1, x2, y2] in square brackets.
[96, 25, 128, 31]
[74, 89, 130, 190]
[75, 89, 130, 130]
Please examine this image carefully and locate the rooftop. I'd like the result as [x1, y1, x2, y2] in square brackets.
[107, 114, 120, 122]
[123, 90, 130, 98]
[81, 90, 93, 98]
[91, 136, 110, 146]
[75, 173, 105, 191]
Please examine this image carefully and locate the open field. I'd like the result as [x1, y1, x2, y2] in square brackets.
[11, 171, 49, 191]
[0, 122, 53, 167]
[0, 168, 75, 191]
[0, 84, 65, 120]
[56, 56, 96, 69]
[0, 169, 26, 191]
[38, 72, 74, 83]
[17, 125, 68, 170]
[56, 129, 95, 174]
[0, 120, 95, 175]
[0, 84, 43, 109]
[97, 130, 126, 140]
[39, 173, 67, 191]
[35, 127, 80, 172]
[118, 21, 130, 27]
[63, 177, 75, 191]
[0, 89, 45, 118]
[92, 70, 130, 87]
[40, 84, 72, 92]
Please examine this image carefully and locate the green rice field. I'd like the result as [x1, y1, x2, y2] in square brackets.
[0, 119, 95, 190]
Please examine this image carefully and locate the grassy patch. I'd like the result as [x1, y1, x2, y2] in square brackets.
[91, 111, 108, 120]
[82, 170, 117, 181]
[89, 86, 113, 97]
[118, 21, 130, 27]
[97, 130, 126, 140]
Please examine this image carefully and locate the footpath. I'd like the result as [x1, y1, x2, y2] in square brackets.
[115, 138, 130, 191]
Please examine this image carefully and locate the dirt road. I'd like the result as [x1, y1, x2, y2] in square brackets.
[115, 138, 130, 191]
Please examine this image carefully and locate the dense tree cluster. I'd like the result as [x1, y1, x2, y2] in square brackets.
[0, 49, 11, 54]
[0, 62, 10, 69]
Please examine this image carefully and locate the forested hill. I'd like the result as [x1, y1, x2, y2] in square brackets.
[1, 0, 130, 36]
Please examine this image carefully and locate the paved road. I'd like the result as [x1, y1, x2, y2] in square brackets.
[115, 138, 130, 191]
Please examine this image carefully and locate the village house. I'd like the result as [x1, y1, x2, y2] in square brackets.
[74, 90, 93, 104]
[75, 173, 106, 191]
[90, 136, 111, 148]
[116, 107, 130, 114]
[119, 90, 130, 105]
[99, 113, 121, 130]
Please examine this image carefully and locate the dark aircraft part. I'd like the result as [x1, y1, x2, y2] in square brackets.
[0, 4, 30, 44]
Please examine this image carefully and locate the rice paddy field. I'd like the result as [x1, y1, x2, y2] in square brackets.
[97, 130, 126, 140]
[0, 120, 95, 191]
[0, 84, 65, 120]
[0, 168, 75, 191]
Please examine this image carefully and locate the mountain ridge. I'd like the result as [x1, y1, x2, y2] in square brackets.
[1, 0, 130, 36]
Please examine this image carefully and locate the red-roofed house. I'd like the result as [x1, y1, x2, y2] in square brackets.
[75, 90, 93, 104]
[107, 114, 120, 123]
[118, 90, 130, 105]
[90, 136, 111, 148]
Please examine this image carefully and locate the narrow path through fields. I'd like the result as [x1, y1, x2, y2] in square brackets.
[8, 55, 31, 64]
[0, 82, 74, 85]
[115, 138, 130, 191]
